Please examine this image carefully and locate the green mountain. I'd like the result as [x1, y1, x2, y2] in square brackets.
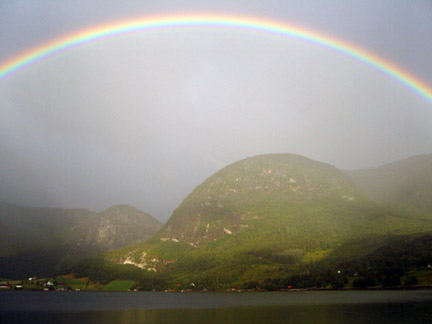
[150, 153, 420, 251]
[346, 154, 432, 219]
[88, 154, 430, 290]
[0, 203, 162, 279]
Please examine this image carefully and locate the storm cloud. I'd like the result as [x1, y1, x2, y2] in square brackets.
[1, 1, 431, 221]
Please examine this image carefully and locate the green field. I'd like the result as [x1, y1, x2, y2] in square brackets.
[59, 278, 87, 290]
[102, 280, 138, 291]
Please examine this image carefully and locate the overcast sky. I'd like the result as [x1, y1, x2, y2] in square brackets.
[1, 1, 432, 222]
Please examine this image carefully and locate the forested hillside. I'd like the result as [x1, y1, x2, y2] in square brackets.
[72, 154, 432, 290]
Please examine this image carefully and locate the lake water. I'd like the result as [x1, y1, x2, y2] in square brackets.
[1, 290, 432, 323]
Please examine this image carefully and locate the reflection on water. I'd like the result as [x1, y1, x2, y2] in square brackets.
[1, 291, 432, 324]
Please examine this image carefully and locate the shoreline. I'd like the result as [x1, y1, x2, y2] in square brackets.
[2, 285, 432, 293]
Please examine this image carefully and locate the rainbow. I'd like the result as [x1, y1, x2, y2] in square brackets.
[1, 14, 431, 104]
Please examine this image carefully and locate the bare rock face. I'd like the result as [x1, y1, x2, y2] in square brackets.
[93, 205, 163, 250]
[71, 205, 163, 250]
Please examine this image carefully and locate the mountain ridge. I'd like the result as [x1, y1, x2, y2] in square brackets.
[4, 152, 432, 289]
[95, 153, 432, 289]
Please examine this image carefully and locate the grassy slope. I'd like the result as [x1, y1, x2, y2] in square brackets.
[96, 154, 432, 289]
[102, 279, 138, 291]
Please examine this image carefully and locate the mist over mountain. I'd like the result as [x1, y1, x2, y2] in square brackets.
[0, 203, 162, 279]
[154, 154, 385, 245]
[3, 153, 431, 289]
[94, 153, 431, 289]
[347, 154, 432, 218]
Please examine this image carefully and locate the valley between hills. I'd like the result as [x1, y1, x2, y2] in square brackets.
[1, 153, 432, 291]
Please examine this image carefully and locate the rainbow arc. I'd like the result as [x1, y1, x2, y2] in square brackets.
[0, 14, 431, 104]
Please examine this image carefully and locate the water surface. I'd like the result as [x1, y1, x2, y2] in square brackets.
[1, 290, 432, 323]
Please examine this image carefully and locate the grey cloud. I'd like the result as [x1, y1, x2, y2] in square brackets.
[1, 1, 431, 221]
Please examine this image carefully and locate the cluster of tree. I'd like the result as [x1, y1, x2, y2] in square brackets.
[181, 233, 432, 290]
[67, 233, 431, 291]
[278, 233, 431, 290]
[342, 233, 431, 288]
